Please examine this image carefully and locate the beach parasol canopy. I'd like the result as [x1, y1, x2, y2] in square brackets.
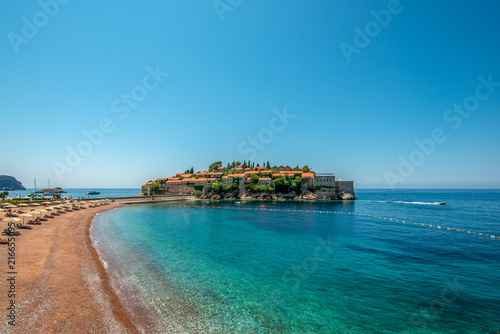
[19, 213, 34, 223]
[1, 217, 21, 223]
[31, 203, 41, 206]
[19, 203, 29, 207]
[5, 204, 18, 208]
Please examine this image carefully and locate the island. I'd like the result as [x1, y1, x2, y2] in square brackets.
[142, 161, 356, 200]
[34, 187, 66, 194]
[0, 175, 26, 190]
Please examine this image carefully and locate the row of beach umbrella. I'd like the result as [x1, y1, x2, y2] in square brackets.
[1, 200, 112, 226]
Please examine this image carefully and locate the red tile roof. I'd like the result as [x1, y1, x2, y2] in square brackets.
[259, 178, 272, 181]
[182, 178, 208, 182]
[302, 173, 315, 178]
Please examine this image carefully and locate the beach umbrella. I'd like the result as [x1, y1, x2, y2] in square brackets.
[0, 203, 11, 207]
[1, 217, 21, 223]
[43, 202, 51, 205]
[19, 213, 34, 224]
[19, 203, 29, 207]
[5, 204, 17, 208]
[30, 211, 40, 219]
[31, 203, 41, 206]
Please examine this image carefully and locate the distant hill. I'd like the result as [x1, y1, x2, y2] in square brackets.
[0, 175, 26, 190]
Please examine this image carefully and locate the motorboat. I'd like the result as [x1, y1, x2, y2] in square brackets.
[434, 201, 446, 205]
[86, 191, 100, 195]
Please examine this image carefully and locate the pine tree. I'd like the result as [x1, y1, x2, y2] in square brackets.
[190, 167, 194, 174]
[266, 161, 271, 169]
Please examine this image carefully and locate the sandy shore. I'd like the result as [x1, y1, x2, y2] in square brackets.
[0, 203, 139, 333]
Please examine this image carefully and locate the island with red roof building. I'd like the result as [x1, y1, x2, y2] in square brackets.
[142, 160, 355, 200]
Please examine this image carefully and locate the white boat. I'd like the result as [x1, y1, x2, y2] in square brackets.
[434, 201, 446, 205]
[86, 191, 100, 195]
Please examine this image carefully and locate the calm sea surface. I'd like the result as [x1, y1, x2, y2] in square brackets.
[91, 189, 500, 333]
[5, 188, 140, 199]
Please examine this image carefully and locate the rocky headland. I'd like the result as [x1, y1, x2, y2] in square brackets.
[0, 175, 26, 190]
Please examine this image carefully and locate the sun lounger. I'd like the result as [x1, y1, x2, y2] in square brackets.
[16, 223, 33, 230]
[27, 220, 41, 225]
[2, 229, 21, 236]
[0, 238, 9, 244]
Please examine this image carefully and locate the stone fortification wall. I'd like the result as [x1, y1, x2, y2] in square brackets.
[161, 184, 196, 195]
[336, 181, 354, 194]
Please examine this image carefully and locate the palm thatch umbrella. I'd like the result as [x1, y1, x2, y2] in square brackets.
[5, 204, 18, 209]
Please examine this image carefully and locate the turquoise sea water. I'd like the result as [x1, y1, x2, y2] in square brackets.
[91, 190, 500, 333]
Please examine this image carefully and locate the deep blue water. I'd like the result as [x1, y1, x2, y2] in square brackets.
[4, 188, 140, 199]
[92, 189, 500, 333]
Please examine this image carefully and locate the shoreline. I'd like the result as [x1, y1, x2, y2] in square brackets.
[85, 205, 140, 334]
[0, 203, 139, 333]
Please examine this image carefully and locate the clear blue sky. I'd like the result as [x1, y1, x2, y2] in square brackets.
[1, 0, 499, 189]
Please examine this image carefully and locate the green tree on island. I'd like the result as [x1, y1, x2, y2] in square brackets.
[209, 161, 222, 172]
[250, 174, 259, 184]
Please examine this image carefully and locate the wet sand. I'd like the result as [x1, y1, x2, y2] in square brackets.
[0, 203, 139, 333]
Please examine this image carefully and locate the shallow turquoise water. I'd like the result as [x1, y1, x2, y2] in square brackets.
[92, 190, 500, 333]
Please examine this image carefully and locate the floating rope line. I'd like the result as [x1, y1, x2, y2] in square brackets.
[166, 204, 499, 241]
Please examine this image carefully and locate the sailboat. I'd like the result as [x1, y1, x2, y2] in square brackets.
[28, 178, 37, 197]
